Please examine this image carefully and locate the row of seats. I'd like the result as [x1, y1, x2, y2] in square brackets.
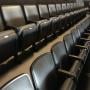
[0, 4, 88, 64]
[1, 16, 90, 90]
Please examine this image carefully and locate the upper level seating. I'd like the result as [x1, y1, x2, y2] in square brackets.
[30, 52, 76, 90]
[0, 3, 88, 65]
[1, 6, 39, 50]
[23, 5, 52, 40]
[31, 53, 60, 90]
[55, 4, 62, 15]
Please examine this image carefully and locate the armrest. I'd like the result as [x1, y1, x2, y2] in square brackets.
[80, 38, 90, 41]
[75, 44, 87, 49]
[69, 54, 83, 62]
[83, 33, 90, 36]
[58, 69, 76, 78]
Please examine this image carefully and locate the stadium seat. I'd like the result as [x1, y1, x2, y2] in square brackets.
[1, 5, 39, 50]
[63, 34, 88, 64]
[1, 74, 34, 90]
[31, 52, 76, 90]
[23, 5, 52, 41]
[51, 41, 83, 79]
[0, 30, 18, 64]
[71, 28, 90, 49]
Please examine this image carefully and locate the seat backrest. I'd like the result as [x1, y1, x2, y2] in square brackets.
[76, 24, 84, 35]
[51, 41, 71, 70]
[48, 4, 57, 17]
[67, 3, 71, 12]
[56, 4, 62, 15]
[63, 34, 74, 54]
[71, 28, 80, 43]
[38, 5, 50, 19]
[0, 30, 18, 64]
[62, 3, 67, 13]
[23, 5, 40, 22]
[1, 6, 26, 27]
[31, 52, 59, 90]
[1, 74, 34, 90]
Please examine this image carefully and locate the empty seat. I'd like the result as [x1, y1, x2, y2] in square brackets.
[1, 6, 39, 50]
[55, 4, 62, 15]
[1, 74, 34, 90]
[31, 52, 76, 90]
[71, 28, 90, 49]
[38, 4, 60, 34]
[66, 3, 71, 12]
[31, 53, 59, 90]
[61, 3, 67, 14]
[48, 4, 66, 33]
[63, 34, 88, 63]
[51, 41, 82, 79]
[76, 24, 90, 41]
[48, 4, 57, 17]
[0, 14, 4, 32]
[0, 30, 18, 64]
[23, 5, 52, 40]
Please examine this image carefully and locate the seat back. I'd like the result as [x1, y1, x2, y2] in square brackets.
[1, 74, 34, 90]
[67, 3, 71, 12]
[1, 6, 26, 27]
[63, 34, 74, 54]
[21, 23, 39, 50]
[24, 5, 52, 40]
[38, 5, 50, 19]
[62, 3, 67, 13]
[0, 30, 18, 64]
[31, 53, 59, 90]
[48, 4, 57, 17]
[71, 28, 80, 43]
[76, 24, 84, 35]
[56, 4, 62, 15]
[51, 41, 72, 70]
[23, 5, 40, 22]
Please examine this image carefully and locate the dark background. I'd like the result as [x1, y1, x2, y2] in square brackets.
[0, 0, 75, 5]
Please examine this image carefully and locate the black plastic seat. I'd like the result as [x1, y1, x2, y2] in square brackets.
[71, 28, 90, 49]
[51, 41, 82, 79]
[39, 4, 60, 34]
[76, 24, 90, 40]
[55, 4, 62, 15]
[1, 5, 39, 50]
[31, 53, 59, 90]
[1, 74, 34, 90]
[61, 3, 67, 14]
[23, 5, 52, 40]
[0, 30, 18, 64]
[63, 34, 88, 64]
[56, 3, 71, 30]
[48, 4, 66, 33]
[31, 52, 76, 90]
